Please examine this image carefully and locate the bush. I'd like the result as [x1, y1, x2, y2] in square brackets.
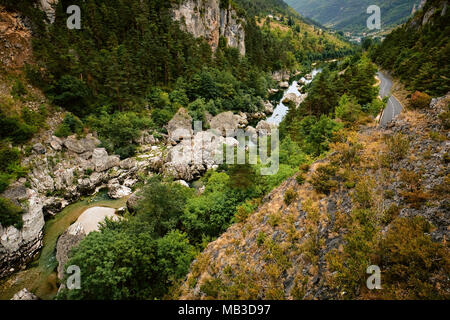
[378, 217, 449, 299]
[256, 231, 266, 246]
[410, 91, 432, 109]
[284, 188, 297, 205]
[310, 164, 338, 194]
[382, 203, 400, 224]
[386, 133, 409, 161]
[353, 180, 374, 209]
[234, 199, 258, 223]
[0, 197, 23, 229]
[54, 113, 84, 137]
[11, 79, 27, 98]
[296, 173, 306, 185]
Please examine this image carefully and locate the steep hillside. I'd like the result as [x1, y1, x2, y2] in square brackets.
[285, 0, 422, 33]
[371, 0, 450, 96]
[177, 94, 450, 300]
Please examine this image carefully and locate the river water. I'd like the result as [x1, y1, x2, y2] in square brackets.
[266, 68, 322, 125]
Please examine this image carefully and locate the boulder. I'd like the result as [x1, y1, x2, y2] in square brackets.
[91, 148, 120, 172]
[119, 158, 137, 170]
[279, 81, 289, 89]
[42, 197, 69, 218]
[135, 131, 157, 145]
[126, 191, 143, 213]
[256, 120, 275, 135]
[49, 135, 62, 151]
[282, 93, 306, 108]
[107, 179, 132, 199]
[11, 288, 38, 300]
[262, 101, 274, 114]
[64, 134, 100, 154]
[32, 143, 46, 154]
[175, 180, 190, 188]
[209, 111, 247, 136]
[167, 108, 193, 142]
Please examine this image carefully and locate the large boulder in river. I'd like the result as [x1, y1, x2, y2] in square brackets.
[262, 101, 274, 114]
[256, 120, 275, 136]
[167, 108, 193, 142]
[282, 93, 306, 108]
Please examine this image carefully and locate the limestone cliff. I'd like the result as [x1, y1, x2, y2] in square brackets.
[172, 0, 246, 55]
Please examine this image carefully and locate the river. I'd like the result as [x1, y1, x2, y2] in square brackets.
[266, 68, 322, 125]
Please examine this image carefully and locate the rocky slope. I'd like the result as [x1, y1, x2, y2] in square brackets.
[172, 0, 246, 55]
[0, 7, 32, 70]
[177, 94, 450, 299]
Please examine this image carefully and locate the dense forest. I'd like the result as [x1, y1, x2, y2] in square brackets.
[370, 0, 450, 96]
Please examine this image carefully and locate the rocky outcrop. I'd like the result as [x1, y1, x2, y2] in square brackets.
[0, 8, 33, 70]
[64, 134, 100, 154]
[167, 108, 193, 142]
[209, 111, 247, 136]
[92, 148, 120, 172]
[283, 92, 307, 108]
[11, 288, 38, 300]
[39, 0, 58, 23]
[163, 130, 238, 181]
[56, 207, 119, 279]
[172, 0, 245, 55]
[0, 188, 44, 278]
[107, 179, 132, 199]
[55, 222, 85, 279]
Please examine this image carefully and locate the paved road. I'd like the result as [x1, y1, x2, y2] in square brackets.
[377, 71, 403, 126]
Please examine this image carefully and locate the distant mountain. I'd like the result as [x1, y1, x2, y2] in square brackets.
[284, 0, 423, 32]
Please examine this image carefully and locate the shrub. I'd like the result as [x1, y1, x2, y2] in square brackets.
[310, 164, 338, 194]
[298, 163, 310, 173]
[377, 217, 450, 299]
[256, 231, 266, 246]
[234, 199, 258, 223]
[382, 203, 400, 224]
[386, 133, 409, 161]
[11, 79, 27, 98]
[438, 107, 450, 129]
[284, 188, 297, 205]
[296, 173, 306, 185]
[353, 180, 374, 209]
[54, 113, 84, 138]
[0, 197, 23, 229]
[410, 91, 432, 109]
